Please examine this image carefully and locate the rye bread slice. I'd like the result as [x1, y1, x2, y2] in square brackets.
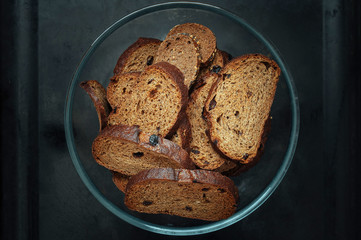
[124, 168, 239, 221]
[169, 116, 192, 153]
[112, 171, 130, 193]
[107, 72, 141, 109]
[113, 37, 161, 75]
[155, 33, 200, 89]
[166, 23, 216, 64]
[203, 54, 280, 163]
[92, 125, 195, 176]
[187, 73, 231, 170]
[107, 62, 188, 138]
[80, 80, 111, 131]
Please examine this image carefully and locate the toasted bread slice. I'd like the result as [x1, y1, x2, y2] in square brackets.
[107, 72, 141, 109]
[166, 23, 216, 64]
[155, 33, 200, 89]
[124, 168, 238, 221]
[113, 38, 161, 75]
[80, 80, 111, 131]
[107, 62, 188, 138]
[92, 125, 195, 176]
[203, 54, 280, 163]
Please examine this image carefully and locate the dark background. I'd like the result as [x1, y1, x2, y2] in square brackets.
[1, 0, 360, 239]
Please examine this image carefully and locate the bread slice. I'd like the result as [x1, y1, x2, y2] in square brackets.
[124, 168, 239, 221]
[107, 62, 188, 138]
[203, 54, 280, 163]
[107, 72, 141, 109]
[80, 80, 111, 131]
[113, 37, 161, 75]
[112, 171, 130, 193]
[196, 49, 231, 84]
[92, 125, 195, 176]
[166, 23, 216, 64]
[155, 33, 200, 89]
[169, 116, 192, 153]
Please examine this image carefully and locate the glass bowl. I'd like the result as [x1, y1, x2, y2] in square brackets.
[64, 2, 299, 236]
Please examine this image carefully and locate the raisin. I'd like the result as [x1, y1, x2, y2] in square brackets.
[142, 201, 153, 206]
[226, 74, 231, 78]
[217, 188, 226, 193]
[113, 106, 117, 113]
[192, 180, 199, 183]
[201, 188, 209, 191]
[132, 152, 144, 157]
[211, 65, 222, 73]
[147, 79, 153, 84]
[242, 153, 249, 160]
[149, 134, 159, 146]
[185, 206, 193, 211]
[191, 149, 200, 154]
[208, 96, 217, 111]
[146, 56, 154, 65]
[166, 42, 171, 48]
[213, 139, 218, 146]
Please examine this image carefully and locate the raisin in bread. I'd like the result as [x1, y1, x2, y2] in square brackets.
[80, 80, 111, 131]
[166, 23, 216, 64]
[196, 49, 231, 84]
[113, 37, 161, 75]
[155, 33, 200, 89]
[203, 54, 280, 163]
[92, 125, 195, 176]
[124, 168, 239, 221]
[107, 62, 188, 138]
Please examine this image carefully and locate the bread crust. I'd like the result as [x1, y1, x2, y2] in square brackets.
[113, 37, 161, 75]
[79, 80, 111, 131]
[203, 54, 280, 163]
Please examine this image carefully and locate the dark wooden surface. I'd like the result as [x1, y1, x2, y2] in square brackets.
[1, 0, 360, 239]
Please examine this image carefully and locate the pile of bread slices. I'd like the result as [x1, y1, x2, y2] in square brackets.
[80, 23, 280, 221]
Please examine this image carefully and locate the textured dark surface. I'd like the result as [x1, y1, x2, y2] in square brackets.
[1, 0, 360, 239]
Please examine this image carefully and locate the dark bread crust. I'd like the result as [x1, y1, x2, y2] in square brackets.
[113, 37, 161, 75]
[80, 80, 111, 131]
[203, 54, 280, 162]
[125, 168, 238, 221]
[92, 125, 195, 174]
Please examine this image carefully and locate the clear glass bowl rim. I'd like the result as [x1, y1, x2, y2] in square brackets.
[64, 1, 300, 236]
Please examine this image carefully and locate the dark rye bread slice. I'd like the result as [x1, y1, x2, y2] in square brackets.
[124, 168, 239, 221]
[166, 23, 216, 64]
[155, 34, 200, 89]
[169, 116, 192, 153]
[187, 73, 230, 170]
[107, 72, 140, 109]
[80, 80, 111, 131]
[113, 37, 161, 75]
[203, 54, 280, 163]
[92, 125, 195, 176]
[112, 171, 130, 193]
[107, 62, 188, 138]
